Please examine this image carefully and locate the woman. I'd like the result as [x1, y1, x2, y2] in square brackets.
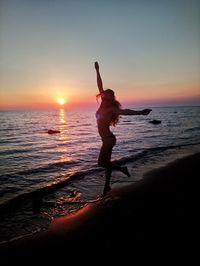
[94, 61, 151, 195]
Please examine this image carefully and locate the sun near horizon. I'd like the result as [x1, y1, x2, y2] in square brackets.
[57, 98, 66, 106]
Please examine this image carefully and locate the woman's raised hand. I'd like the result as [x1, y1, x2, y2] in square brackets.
[94, 61, 99, 71]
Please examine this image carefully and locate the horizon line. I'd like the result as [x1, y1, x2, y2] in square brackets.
[0, 103, 200, 111]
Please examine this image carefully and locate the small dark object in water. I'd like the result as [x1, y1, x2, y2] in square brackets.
[69, 191, 77, 198]
[149, 120, 162, 125]
[47, 129, 60, 134]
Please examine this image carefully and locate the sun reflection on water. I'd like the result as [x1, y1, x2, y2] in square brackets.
[57, 109, 74, 166]
[59, 108, 65, 125]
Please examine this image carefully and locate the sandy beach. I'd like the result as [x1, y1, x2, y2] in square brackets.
[0, 152, 199, 262]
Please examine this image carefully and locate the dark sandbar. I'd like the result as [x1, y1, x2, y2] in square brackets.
[1, 152, 198, 261]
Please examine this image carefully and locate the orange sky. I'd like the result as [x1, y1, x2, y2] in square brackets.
[0, 1, 200, 109]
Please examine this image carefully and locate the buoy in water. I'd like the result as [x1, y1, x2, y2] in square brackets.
[149, 120, 162, 125]
[47, 129, 60, 134]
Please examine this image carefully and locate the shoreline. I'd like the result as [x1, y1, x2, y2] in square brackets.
[0, 152, 199, 261]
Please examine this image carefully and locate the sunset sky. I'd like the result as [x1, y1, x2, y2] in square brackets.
[0, 0, 200, 109]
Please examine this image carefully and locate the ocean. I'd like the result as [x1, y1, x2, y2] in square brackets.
[0, 106, 200, 243]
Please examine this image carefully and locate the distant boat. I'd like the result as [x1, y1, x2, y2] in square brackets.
[149, 120, 162, 125]
[47, 129, 60, 134]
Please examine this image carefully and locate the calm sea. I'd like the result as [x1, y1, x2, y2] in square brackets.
[0, 106, 200, 243]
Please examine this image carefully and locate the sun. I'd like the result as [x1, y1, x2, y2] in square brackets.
[57, 98, 65, 106]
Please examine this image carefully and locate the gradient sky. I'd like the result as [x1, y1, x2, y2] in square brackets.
[0, 0, 200, 109]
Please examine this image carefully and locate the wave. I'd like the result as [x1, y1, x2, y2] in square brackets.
[0, 143, 71, 156]
[115, 141, 200, 165]
[0, 141, 199, 214]
[0, 148, 34, 156]
[185, 126, 200, 132]
[0, 167, 100, 213]
[1, 159, 78, 178]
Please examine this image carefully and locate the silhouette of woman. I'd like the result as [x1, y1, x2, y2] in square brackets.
[94, 61, 152, 195]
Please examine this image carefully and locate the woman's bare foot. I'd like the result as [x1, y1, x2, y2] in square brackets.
[121, 166, 130, 177]
[102, 185, 111, 196]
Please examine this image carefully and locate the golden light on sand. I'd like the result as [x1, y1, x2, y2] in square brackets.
[57, 98, 65, 106]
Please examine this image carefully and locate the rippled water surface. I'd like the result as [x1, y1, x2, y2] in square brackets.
[0, 106, 200, 242]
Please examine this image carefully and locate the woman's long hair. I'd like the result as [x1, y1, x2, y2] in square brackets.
[96, 89, 121, 126]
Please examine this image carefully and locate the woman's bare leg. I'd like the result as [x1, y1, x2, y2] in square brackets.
[98, 138, 130, 176]
[109, 162, 130, 177]
[102, 168, 112, 196]
[98, 138, 130, 195]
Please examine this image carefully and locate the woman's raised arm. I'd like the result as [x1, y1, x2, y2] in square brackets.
[94, 61, 104, 94]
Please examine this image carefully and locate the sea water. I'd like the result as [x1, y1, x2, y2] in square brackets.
[0, 106, 200, 242]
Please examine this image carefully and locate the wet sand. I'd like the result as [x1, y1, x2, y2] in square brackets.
[0, 152, 199, 262]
